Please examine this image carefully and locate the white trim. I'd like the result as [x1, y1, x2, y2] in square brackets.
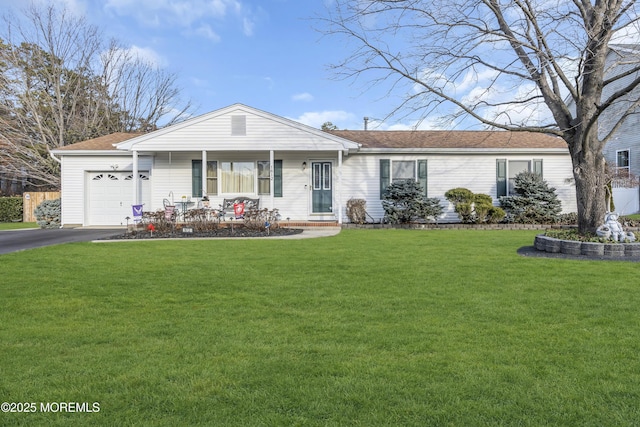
[132, 151, 139, 205]
[269, 150, 274, 210]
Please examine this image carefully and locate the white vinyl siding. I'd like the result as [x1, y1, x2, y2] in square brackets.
[58, 155, 152, 226]
[341, 153, 576, 223]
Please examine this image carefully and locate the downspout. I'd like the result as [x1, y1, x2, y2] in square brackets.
[49, 150, 62, 164]
[132, 150, 139, 205]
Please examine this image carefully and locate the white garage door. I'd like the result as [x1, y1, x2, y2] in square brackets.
[88, 172, 150, 226]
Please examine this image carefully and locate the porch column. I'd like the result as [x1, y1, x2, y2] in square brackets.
[201, 150, 207, 197]
[338, 150, 343, 224]
[269, 150, 275, 210]
[132, 150, 139, 205]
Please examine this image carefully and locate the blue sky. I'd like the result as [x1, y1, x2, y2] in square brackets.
[1, 0, 408, 130]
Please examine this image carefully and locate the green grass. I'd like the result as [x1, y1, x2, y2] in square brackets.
[0, 222, 37, 230]
[1, 229, 640, 426]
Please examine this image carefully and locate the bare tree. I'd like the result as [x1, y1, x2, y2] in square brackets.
[323, 0, 640, 233]
[0, 4, 193, 189]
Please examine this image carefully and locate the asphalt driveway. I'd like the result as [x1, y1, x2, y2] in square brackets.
[0, 228, 123, 255]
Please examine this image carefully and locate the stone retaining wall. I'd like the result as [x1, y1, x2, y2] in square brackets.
[534, 234, 640, 258]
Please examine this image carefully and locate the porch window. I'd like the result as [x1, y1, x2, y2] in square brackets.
[222, 161, 254, 193]
[206, 161, 218, 195]
[208, 160, 283, 195]
[257, 161, 270, 195]
[192, 160, 218, 197]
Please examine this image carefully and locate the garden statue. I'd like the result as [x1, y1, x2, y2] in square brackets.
[596, 212, 636, 242]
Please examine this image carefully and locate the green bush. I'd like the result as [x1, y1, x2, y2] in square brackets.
[499, 171, 562, 224]
[445, 188, 504, 223]
[34, 198, 61, 229]
[0, 197, 23, 222]
[444, 188, 475, 205]
[382, 180, 443, 224]
[455, 202, 474, 223]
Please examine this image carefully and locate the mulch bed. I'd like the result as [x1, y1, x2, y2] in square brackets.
[101, 227, 303, 240]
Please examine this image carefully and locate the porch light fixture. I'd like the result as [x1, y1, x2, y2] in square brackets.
[302, 161, 307, 171]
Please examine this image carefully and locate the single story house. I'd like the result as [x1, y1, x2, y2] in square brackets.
[52, 103, 577, 226]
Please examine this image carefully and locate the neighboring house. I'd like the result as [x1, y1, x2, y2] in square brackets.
[51, 103, 577, 226]
[593, 45, 640, 178]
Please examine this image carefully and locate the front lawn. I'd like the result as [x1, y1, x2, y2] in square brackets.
[0, 222, 37, 230]
[1, 229, 639, 425]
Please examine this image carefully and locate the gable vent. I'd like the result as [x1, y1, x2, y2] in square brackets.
[231, 115, 247, 136]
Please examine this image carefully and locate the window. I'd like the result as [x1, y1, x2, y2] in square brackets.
[508, 160, 530, 194]
[392, 161, 415, 183]
[617, 150, 630, 176]
[257, 161, 270, 195]
[222, 161, 254, 193]
[496, 159, 543, 197]
[192, 160, 218, 197]
[206, 161, 218, 195]
[195, 160, 283, 196]
[380, 159, 428, 198]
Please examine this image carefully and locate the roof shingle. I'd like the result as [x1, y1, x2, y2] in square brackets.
[56, 132, 142, 151]
[330, 130, 566, 149]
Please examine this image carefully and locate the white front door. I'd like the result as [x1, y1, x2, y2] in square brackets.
[87, 172, 150, 225]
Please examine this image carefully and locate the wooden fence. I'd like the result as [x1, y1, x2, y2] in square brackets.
[23, 192, 60, 223]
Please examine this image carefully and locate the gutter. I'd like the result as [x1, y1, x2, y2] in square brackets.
[49, 150, 61, 164]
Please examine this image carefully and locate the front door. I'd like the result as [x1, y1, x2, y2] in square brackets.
[311, 162, 332, 213]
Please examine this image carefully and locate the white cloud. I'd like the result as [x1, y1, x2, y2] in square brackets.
[126, 45, 168, 67]
[104, 0, 256, 40]
[289, 110, 357, 128]
[242, 17, 255, 37]
[194, 24, 221, 42]
[292, 92, 314, 102]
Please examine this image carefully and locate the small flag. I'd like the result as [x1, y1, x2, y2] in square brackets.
[233, 202, 245, 219]
[132, 205, 143, 223]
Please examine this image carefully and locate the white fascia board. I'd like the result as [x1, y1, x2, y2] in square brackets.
[52, 150, 133, 156]
[52, 150, 155, 156]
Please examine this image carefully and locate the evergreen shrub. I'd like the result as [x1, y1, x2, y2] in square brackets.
[0, 197, 23, 222]
[444, 188, 505, 223]
[382, 181, 443, 224]
[499, 171, 562, 223]
[34, 198, 61, 229]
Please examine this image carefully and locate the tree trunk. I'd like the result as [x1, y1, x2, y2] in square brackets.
[570, 136, 608, 234]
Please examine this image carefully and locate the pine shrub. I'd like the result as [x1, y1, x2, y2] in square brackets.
[382, 181, 443, 224]
[499, 171, 562, 223]
[34, 198, 61, 229]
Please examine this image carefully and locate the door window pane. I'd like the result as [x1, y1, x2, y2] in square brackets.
[323, 163, 331, 190]
[313, 163, 322, 190]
